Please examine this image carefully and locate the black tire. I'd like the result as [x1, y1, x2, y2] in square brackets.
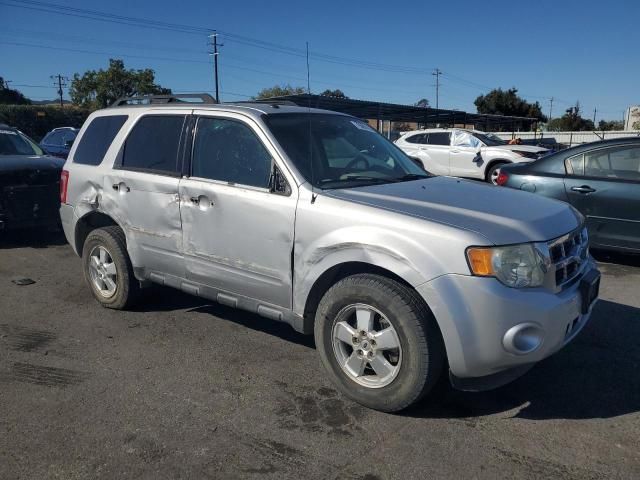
[314, 273, 445, 412]
[486, 161, 508, 184]
[81, 226, 139, 310]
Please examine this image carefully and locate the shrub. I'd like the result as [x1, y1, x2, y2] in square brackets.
[0, 105, 93, 141]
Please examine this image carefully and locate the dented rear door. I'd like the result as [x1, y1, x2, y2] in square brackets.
[103, 112, 187, 278]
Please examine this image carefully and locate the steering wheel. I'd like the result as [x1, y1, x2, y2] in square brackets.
[345, 154, 370, 170]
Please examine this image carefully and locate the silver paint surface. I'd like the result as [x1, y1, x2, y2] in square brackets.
[61, 103, 594, 380]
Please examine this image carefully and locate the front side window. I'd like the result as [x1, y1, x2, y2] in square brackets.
[192, 117, 272, 188]
[0, 128, 43, 155]
[122, 115, 185, 174]
[265, 113, 428, 189]
[584, 145, 640, 180]
[74, 115, 127, 165]
[453, 131, 480, 148]
[427, 132, 451, 146]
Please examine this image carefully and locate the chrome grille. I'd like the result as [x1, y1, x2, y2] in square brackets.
[548, 227, 589, 289]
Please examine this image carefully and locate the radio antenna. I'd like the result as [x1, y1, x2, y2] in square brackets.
[306, 41, 317, 204]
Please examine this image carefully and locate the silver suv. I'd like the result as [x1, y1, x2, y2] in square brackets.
[59, 95, 600, 412]
[395, 128, 548, 184]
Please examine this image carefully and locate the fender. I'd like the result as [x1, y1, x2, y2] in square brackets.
[292, 225, 450, 316]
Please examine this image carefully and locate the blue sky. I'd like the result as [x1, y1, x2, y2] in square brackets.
[1, 0, 638, 121]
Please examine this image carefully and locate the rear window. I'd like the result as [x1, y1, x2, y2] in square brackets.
[74, 115, 128, 165]
[121, 115, 185, 174]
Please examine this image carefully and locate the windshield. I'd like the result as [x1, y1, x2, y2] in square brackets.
[0, 128, 44, 155]
[265, 113, 428, 189]
[473, 132, 506, 146]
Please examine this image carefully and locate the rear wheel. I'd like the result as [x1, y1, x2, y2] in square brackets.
[82, 226, 139, 309]
[314, 274, 445, 412]
[486, 161, 508, 184]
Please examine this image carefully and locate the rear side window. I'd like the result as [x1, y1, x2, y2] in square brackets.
[121, 115, 185, 174]
[427, 132, 451, 146]
[74, 115, 127, 165]
[405, 134, 426, 144]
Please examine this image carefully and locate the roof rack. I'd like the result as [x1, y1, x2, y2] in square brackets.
[228, 99, 298, 107]
[110, 93, 216, 107]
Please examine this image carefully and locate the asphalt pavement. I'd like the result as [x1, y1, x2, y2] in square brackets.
[1, 230, 639, 479]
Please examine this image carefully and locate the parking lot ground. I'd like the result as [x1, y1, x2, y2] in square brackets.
[1, 231, 639, 479]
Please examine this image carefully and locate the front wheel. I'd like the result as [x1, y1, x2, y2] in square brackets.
[314, 274, 445, 412]
[486, 162, 508, 184]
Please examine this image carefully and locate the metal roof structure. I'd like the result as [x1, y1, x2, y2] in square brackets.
[265, 94, 538, 131]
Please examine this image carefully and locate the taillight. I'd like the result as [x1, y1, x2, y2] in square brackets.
[60, 170, 69, 203]
[496, 171, 509, 186]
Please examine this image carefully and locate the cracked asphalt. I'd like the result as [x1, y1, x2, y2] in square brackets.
[1, 231, 639, 479]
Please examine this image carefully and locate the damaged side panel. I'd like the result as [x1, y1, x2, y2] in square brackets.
[102, 171, 184, 278]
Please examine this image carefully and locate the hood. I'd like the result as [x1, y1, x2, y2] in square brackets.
[0, 154, 65, 173]
[324, 176, 581, 245]
[491, 144, 548, 153]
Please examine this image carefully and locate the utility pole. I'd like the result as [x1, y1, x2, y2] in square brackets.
[50, 74, 68, 107]
[593, 107, 597, 126]
[548, 97, 554, 122]
[208, 32, 223, 103]
[432, 68, 442, 110]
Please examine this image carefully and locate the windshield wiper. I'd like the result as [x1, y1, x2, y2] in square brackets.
[318, 176, 398, 188]
[393, 173, 431, 182]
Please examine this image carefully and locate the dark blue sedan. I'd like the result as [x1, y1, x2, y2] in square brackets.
[40, 127, 79, 159]
[498, 137, 640, 253]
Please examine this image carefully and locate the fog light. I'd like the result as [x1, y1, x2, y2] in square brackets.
[503, 323, 543, 355]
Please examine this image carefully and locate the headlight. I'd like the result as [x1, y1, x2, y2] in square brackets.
[466, 243, 545, 288]
[512, 150, 539, 159]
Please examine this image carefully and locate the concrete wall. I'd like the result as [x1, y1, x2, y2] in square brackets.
[491, 130, 640, 146]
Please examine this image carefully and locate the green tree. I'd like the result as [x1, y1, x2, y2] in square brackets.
[320, 89, 347, 98]
[597, 119, 624, 131]
[0, 77, 31, 105]
[255, 84, 306, 100]
[69, 59, 170, 109]
[547, 102, 595, 131]
[415, 98, 429, 107]
[474, 88, 547, 122]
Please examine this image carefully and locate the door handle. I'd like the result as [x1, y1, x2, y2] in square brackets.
[189, 195, 214, 207]
[112, 183, 130, 192]
[571, 185, 596, 194]
[450, 149, 460, 153]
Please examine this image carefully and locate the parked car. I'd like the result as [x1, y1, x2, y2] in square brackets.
[498, 137, 640, 253]
[40, 127, 79, 159]
[395, 128, 549, 184]
[60, 96, 599, 412]
[0, 124, 64, 231]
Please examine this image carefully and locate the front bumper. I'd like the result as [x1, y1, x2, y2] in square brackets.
[417, 260, 598, 386]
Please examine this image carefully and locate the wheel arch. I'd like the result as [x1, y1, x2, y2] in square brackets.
[484, 159, 511, 181]
[300, 261, 420, 335]
[74, 211, 121, 255]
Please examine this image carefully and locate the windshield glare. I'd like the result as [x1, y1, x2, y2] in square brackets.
[0, 129, 44, 155]
[265, 113, 428, 189]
